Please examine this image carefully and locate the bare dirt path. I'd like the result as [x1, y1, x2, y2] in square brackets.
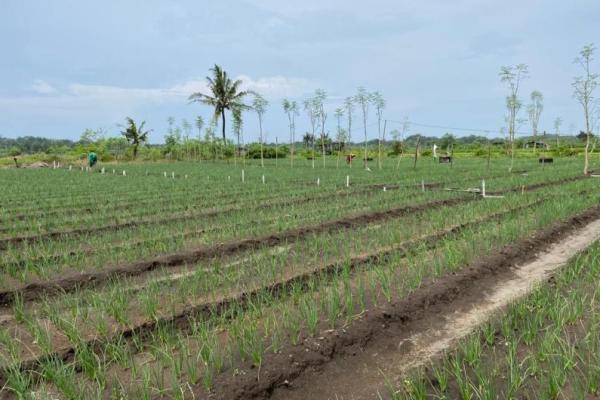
[268, 211, 600, 400]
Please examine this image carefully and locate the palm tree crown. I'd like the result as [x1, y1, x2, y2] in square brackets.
[121, 117, 150, 159]
[189, 65, 252, 144]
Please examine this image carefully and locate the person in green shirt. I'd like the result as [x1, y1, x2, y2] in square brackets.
[88, 151, 98, 168]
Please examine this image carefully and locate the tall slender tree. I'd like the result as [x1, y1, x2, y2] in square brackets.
[232, 108, 243, 165]
[314, 89, 328, 168]
[189, 65, 252, 146]
[372, 91, 385, 169]
[252, 93, 268, 168]
[344, 96, 355, 167]
[282, 99, 299, 167]
[553, 117, 562, 148]
[499, 64, 529, 172]
[334, 108, 345, 168]
[396, 117, 410, 169]
[527, 90, 544, 152]
[354, 87, 372, 169]
[572, 44, 598, 175]
[304, 98, 318, 168]
[195, 116, 204, 140]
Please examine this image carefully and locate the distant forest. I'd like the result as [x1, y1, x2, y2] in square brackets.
[0, 136, 75, 154]
[0, 133, 581, 154]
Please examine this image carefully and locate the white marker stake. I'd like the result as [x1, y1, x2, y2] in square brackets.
[53, 161, 56, 169]
[101, 167, 105, 174]
[262, 175, 265, 184]
[228, 176, 231, 181]
[421, 180, 425, 192]
[482, 179, 486, 197]
[346, 175, 350, 187]
[164, 171, 167, 178]
[57, 162, 60, 168]
[69, 165, 72, 171]
[172, 172, 175, 179]
[112, 169, 115, 174]
[317, 178, 320, 186]
[242, 169, 245, 183]
[383, 186, 386, 192]
[123, 170, 126, 176]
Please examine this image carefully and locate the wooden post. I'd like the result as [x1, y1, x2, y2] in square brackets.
[413, 136, 420, 170]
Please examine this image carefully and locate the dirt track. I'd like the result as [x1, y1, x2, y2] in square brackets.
[196, 204, 600, 400]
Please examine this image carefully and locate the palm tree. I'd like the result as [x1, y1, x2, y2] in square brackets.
[189, 65, 252, 145]
[121, 117, 151, 159]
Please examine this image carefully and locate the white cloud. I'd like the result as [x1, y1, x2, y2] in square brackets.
[1, 74, 314, 119]
[238, 75, 315, 98]
[27, 74, 313, 106]
[31, 79, 57, 94]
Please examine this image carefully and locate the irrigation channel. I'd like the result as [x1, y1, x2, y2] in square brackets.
[266, 207, 600, 400]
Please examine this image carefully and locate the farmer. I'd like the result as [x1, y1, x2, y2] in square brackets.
[346, 153, 356, 164]
[88, 151, 98, 168]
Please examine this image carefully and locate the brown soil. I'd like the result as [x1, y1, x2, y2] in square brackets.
[0, 182, 397, 248]
[0, 196, 573, 386]
[0, 175, 589, 306]
[0, 195, 469, 306]
[2, 183, 366, 224]
[193, 204, 600, 400]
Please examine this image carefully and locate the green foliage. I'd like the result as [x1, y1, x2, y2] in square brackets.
[246, 144, 288, 159]
[8, 147, 21, 157]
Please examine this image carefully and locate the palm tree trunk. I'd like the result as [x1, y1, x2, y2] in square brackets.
[221, 110, 226, 144]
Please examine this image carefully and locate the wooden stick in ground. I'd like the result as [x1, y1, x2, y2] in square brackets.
[379, 119, 387, 170]
[413, 136, 421, 170]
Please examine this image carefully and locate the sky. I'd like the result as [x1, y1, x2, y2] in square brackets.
[1, 0, 599, 143]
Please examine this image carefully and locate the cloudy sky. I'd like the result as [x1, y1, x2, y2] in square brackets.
[1, 0, 599, 143]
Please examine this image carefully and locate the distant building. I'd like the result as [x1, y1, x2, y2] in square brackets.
[525, 141, 549, 149]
